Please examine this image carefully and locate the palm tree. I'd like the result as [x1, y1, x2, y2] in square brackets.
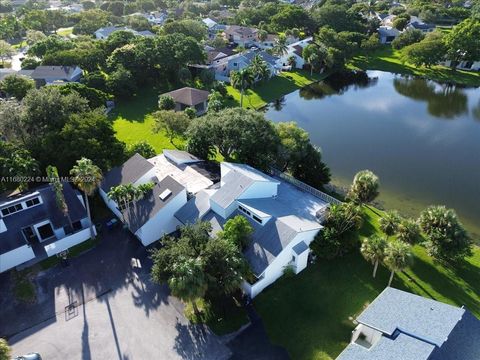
[287, 55, 296, 69]
[107, 185, 128, 222]
[250, 55, 270, 83]
[384, 240, 412, 286]
[379, 210, 401, 238]
[360, 235, 387, 278]
[257, 29, 268, 42]
[397, 218, 420, 244]
[47, 165, 73, 230]
[70, 158, 103, 238]
[230, 68, 254, 107]
[348, 170, 380, 205]
[168, 256, 208, 317]
[273, 35, 288, 56]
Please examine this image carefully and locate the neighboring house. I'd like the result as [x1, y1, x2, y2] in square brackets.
[224, 25, 259, 47]
[99, 151, 216, 246]
[254, 34, 298, 50]
[441, 60, 480, 71]
[212, 50, 280, 82]
[203, 17, 227, 38]
[337, 287, 480, 360]
[0, 183, 95, 273]
[94, 26, 155, 39]
[407, 16, 436, 33]
[175, 162, 333, 298]
[145, 11, 167, 25]
[378, 26, 400, 44]
[277, 37, 313, 69]
[160, 87, 210, 116]
[30, 66, 83, 87]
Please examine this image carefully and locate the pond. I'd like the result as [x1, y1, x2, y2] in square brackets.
[265, 70, 480, 239]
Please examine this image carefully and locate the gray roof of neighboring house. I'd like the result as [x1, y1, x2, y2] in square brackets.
[242, 50, 279, 67]
[409, 21, 435, 30]
[356, 287, 465, 347]
[136, 30, 155, 36]
[175, 189, 212, 224]
[30, 66, 81, 80]
[337, 332, 436, 360]
[123, 175, 185, 232]
[100, 153, 154, 192]
[225, 25, 258, 37]
[292, 241, 308, 255]
[95, 26, 130, 37]
[161, 87, 210, 106]
[0, 183, 87, 255]
[378, 27, 400, 37]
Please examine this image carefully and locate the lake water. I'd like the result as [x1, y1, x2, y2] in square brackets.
[265, 70, 480, 239]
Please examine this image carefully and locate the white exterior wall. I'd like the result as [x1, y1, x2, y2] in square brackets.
[243, 228, 320, 298]
[237, 181, 278, 200]
[44, 226, 95, 257]
[99, 188, 123, 219]
[441, 60, 480, 71]
[134, 189, 187, 246]
[0, 245, 36, 272]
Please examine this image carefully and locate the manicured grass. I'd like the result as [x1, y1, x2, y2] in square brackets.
[349, 46, 480, 87]
[111, 87, 186, 153]
[226, 70, 329, 109]
[255, 206, 480, 360]
[13, 271, 36, 303]
[185, 295, 249, 335]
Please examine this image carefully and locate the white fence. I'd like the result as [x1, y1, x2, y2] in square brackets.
[268, 168, 342, 205]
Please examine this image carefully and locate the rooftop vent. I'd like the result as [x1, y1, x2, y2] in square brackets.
[159, 189, 172, 201]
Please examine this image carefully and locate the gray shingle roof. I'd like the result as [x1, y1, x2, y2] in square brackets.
[100, 153, 154, 192]
[30, 66, 81, 80]
[123, 176, 185, 232]
[210, 170, 254, 208]
[357, 287, 465, 347]
[161, 87, 210, 106]
[242, 50, 279, 67]
[174, 189, 211, 225]
[0, 183, 87, 255]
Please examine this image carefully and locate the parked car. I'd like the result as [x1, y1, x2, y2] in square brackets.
[14, 353, 42, 360]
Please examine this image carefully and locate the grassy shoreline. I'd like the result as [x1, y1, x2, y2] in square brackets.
[255, 206, 480, 360]
[349, 46, 480, 87]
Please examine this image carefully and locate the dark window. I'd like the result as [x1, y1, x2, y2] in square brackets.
[72, 221, 82, 231]
[37, 223, 55, 240]
[26, 197, 40, 207]
[1, 203, 24, 216]
[252, 215, 262, 224]
[1, 208, 8, 216]
[22, 227, 36, 241]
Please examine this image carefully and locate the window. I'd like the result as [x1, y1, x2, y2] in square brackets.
[25, 197, 40, 207]
[0, 203, 23, 217]
[22, 226, 36, 241]
[72, 221, 82, 231]
[252, 215, 262, 224]
[36, 223, 55, 241]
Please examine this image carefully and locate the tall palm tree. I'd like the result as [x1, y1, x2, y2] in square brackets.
[273, 35, 288, 56]
[230, 68, 254, 107]
[384, 240, 412, 286]
[47, 165, 73, 230]
[360, 235, 387, 278]
[257, 29, 268, 42]
[168, 256, 208, 317]
[107, 185, 128, 222]
[250, 55, 270, 83]
[379, 210, 401, 238]
[70, 158, 103, 238]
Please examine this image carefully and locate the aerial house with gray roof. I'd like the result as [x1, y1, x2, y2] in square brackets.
[0, 183, 96, 272]
[337, 287, 480, 360]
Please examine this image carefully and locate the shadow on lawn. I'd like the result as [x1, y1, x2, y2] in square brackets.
[110, 87, 162, 123]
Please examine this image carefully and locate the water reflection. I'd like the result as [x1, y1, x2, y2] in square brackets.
[393, 77, 468, 119]
[299, 71, 378, 100]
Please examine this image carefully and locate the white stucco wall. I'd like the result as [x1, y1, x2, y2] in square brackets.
[134, 189, 187, 246]
[0, 245, 36, 272]
[44, 226, 95, 257]
[237, 181, 278, 201]
[243, 227, 320, 298]
[99, 188, 122, 219]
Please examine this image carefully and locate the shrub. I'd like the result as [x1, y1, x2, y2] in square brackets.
[158, 94, 176, 110]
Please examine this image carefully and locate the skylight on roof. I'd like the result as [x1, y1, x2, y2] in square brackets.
[159, 189, 172, 201]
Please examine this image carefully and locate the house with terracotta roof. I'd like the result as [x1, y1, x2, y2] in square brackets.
[160, 87, 210, 116]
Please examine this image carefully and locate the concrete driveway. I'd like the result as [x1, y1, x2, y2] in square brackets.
[2, 228, 231, 360]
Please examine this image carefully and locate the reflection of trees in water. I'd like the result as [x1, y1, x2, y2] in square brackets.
[272, 96, 286, 111]
[473, 101, 480, 121]
[299, 71, 378, 100]
[393, 77, 468, 119]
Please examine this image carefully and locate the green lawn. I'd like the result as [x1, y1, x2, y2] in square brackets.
[255, 206, 480, 360]
[226, 70, 329, 110]
[349, 46, 480, 87]
[111, 87, 186, 153]
[57, 27, 73, 37]
[13, 270, 36, 303]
